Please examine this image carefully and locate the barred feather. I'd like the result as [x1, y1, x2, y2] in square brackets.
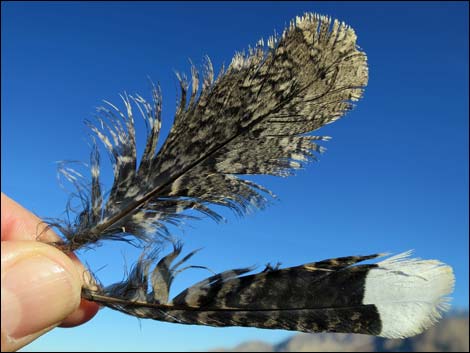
[82, 247, 454, 338]
[50, 13, 368, 251]
[45, 12, 455, 339]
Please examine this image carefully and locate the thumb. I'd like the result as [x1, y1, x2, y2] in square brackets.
[1, 241, 82, 352]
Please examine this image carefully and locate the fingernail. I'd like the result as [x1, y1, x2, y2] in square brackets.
[1, 255, 79, 339]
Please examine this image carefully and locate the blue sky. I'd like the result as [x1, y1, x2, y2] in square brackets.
[2, 1, 468, 352]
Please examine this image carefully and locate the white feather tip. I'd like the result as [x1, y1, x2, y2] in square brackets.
[364, 251, 455, 339]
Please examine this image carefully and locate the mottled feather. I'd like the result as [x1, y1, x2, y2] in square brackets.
[46, 12, 454, 339]
[50, 13, 368, 251]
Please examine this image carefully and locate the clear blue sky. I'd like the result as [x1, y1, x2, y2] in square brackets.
[2, 1, 468, 352]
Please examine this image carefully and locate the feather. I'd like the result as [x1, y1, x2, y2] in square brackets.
[49, 13, 368, 251]
[44, 12, 456, 339]
[82, 246, 454, 339]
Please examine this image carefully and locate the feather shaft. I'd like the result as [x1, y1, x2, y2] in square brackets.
[82, 247, 454, 338]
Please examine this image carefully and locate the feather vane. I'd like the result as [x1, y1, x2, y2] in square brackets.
[51, 13, 368, 251]
[44, 12, 455, 339]
[82, 246, 454, 338]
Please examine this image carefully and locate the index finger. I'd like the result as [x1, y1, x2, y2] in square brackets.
[1, 192, 100, 327]
[1, 193, 60, 243]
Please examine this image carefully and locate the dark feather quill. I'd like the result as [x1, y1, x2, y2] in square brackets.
[46, 13, 454, 339]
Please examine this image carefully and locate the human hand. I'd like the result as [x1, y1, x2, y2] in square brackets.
[1, 193, 99, 351]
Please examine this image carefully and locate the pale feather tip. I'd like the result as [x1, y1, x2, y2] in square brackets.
[363, 251, 455, 339]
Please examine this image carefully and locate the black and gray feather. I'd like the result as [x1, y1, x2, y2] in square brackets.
[51, 13, 367, 251]
[47, 13, 454, 339]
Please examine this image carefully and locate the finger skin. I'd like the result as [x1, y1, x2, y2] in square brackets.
[1, 193, 99, 349]
[1, 241, 82, 351]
